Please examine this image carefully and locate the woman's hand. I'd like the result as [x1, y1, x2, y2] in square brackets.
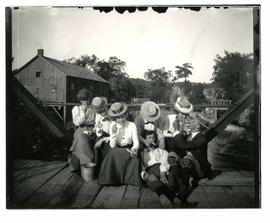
[131, 147, 138, 156]
[160, 171, 168, 184]
[145, 173, 157, 182]
[111, 123, 118, 135]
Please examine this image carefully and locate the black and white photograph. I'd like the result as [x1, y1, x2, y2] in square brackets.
[5, 5, 260, 210]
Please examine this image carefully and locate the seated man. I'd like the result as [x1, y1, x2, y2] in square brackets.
[140, 130, 193, 207]
[172, 113, 217, 190]
[162, 96, 193, 154]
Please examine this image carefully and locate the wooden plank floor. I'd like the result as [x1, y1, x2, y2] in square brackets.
[7, 159, 257, 209]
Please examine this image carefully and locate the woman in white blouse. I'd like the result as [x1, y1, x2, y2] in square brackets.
[98, 102, 141, 186]
[69, 88, 96, 173]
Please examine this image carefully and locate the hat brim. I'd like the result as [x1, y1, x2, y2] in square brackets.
[93, 106, 107, 113]
[108, 104, 128, 118]
[141, 110, 160, 122]
[140, 103, 161, 122]
[174, 103, 194, 114]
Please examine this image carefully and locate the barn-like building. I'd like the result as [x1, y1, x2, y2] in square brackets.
[14, 49, 110, 123]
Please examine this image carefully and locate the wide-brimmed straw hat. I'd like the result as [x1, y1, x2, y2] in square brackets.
[195, 113, 210, 129]
[108, 102, 128, 118]
[174, 97, 194, 114]
[141, 101, 161, 122]
[92, 97, 108, 113]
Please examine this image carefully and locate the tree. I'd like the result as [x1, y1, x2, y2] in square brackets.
[212, 51, 254, 101]
[64, 54, 134, 102]
[144, 68, 172, 103]
[174, 63, 193, 82]
[173, 63, 193, 95]
[144, 67, 172, 86]
[109, 75, 136, 102]
[64, 54, 98, 70]
[188, 83, 206, 104]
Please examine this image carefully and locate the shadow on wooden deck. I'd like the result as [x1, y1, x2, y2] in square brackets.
[7, 159, 257, 209]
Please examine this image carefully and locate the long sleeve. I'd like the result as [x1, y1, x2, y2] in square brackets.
[131, 122, 140, 150]
[134, 114, 145, 144]
[72, 106, 85, 126]
[173, 133, 207, 151]
[109, 122, 118, 148]
[134, 114, 143, 138]
[157, 129, 165, 150]
[159, 149, 170, 173]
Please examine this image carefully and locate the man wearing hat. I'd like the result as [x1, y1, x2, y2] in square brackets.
[171, 113, 217, 196]
[163, 96, 194, 154]
[91, 97, 111, 167]
[135, 101, 165, 150]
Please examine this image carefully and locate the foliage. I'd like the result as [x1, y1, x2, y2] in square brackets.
[188, 83, 206, 104]
[65, 54, 133, 102]
[211, 51, 254, 101]
[144, 67, 173, 103]
[144, 67, 172, 87]
[173, 63, 193, 82]
[109, 75, 136, 102]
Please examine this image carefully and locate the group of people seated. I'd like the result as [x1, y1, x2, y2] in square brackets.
[68, 88, 217, 208]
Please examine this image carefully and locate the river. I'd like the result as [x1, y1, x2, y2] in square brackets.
[208, 124, 256, 170]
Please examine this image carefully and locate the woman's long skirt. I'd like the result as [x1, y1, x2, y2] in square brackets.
[98, 147, 141, 186]
[69, 127, 96, 172]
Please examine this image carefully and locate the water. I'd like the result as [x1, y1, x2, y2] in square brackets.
[208, 124, 255, 170]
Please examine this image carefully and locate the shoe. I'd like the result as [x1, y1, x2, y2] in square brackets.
[173, 197, 182, 208]
[160, 195, 173, 208]
[181, 200, 199, 208]
[176, 185, 189, 201]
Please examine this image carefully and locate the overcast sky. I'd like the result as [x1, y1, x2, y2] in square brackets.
[12, 6, 253, 83]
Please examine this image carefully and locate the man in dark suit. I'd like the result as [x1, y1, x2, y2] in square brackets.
[171, 113, 217, 200]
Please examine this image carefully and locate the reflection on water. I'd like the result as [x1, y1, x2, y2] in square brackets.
[208, 124, 255, 170]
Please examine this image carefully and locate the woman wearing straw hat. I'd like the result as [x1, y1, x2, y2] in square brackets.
[69, 88, 96, 174]
[91, 97, 111, 167]
[134, 101, 165, 149]
[98, 102, 141, 186]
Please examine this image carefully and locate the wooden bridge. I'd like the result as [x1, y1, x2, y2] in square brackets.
[8, 159, 256, 209]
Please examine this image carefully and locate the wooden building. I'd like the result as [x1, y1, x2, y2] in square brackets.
[14, 49, 110, 123]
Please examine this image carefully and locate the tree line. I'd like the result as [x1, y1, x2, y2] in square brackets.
[64, 50, 254, 104]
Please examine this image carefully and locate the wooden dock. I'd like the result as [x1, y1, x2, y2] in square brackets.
[7, 159, 257, 209]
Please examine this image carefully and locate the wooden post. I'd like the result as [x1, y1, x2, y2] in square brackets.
[63, 105, 66, 125]
[214, 108, 218, 121]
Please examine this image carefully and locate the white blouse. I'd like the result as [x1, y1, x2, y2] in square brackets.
[72, 105, 95, 127]
[109, 121, 139, 149]
[163, 114, 177, 137]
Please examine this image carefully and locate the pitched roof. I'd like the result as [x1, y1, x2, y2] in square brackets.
[43, 56, 109, 84]
[13, 55, 109, 84]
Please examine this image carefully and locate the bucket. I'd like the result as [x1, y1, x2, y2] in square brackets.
[80, 164, 96, 182]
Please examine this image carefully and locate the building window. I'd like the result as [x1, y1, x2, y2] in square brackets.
[50, 84, 57, 93]
[36, 71, 41, 78]
[71, 83, 75, 90]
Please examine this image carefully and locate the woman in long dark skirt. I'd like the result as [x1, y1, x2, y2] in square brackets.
[98, 102, 141, 186]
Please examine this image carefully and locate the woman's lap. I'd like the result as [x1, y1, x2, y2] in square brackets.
[98, 147, 141, 186]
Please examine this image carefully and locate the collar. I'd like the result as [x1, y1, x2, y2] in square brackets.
[144, 120, 154, 125]
[189, 132, 200, 140]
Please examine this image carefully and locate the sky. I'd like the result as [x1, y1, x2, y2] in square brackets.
[12, 6, 253, 83]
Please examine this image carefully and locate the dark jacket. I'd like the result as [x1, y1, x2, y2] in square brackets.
[173, 132, 212, 178]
